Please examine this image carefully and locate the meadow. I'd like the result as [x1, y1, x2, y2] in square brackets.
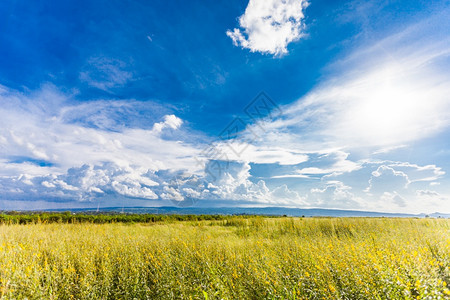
[0, 216, 449, 299]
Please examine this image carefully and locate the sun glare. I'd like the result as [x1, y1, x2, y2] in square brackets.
[340, 65, 442, 146]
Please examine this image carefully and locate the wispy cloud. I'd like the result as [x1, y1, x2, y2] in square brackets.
[258, 15, 450, 149]
[79, 57, 133, 92]
[227, 0, 308, 56]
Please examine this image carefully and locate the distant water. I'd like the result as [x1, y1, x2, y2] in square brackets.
[52, 206, 449, 218]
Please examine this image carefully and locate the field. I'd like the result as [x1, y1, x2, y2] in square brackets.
[0, 216, 449, 299]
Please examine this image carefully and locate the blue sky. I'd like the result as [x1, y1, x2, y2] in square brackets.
[0, 0, 449, 213]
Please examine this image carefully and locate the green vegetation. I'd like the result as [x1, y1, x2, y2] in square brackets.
[0, 217, 449, 299]
[0, 212, 233, 224]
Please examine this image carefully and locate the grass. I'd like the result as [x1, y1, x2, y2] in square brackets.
[0, 217, 449, 299]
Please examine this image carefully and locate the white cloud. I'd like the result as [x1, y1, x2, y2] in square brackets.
[415, 189, 447, 203]
[310, 181, 362, 209]
[227, 0, 308, 56]
[202, 161, 270, 202]
[372, 145, 407, 155]
[211, 143, 309, 165]
[271, 184, 307, 205]
[156, 161, 307, 206]
[0, 86, 199, 178]
[41, 181, 56, 188]
[160, 186, 184, 202]
[152, 114, 183, 132]
[262, 150, 360, 179]
[380, 192, 406, 207]
[271, 174, 310, 179]
[299, 151, 361, 176]
[416, 189, 440, 197]
[365, 165, 410, 194]
[388, 162, 445, 183]
[0, 162, 163, 202]
[59, 98, 171, 131]
[318, 160, 449, 212]
[111, 181, 158, 199]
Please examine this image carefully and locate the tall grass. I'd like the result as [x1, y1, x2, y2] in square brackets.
[0, 217, 449, 299]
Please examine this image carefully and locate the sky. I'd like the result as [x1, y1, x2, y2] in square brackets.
[0, 0, 449, 213]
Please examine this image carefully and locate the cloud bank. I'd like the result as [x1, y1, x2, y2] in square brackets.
[0, 81, 448, 212]
[0, 84, 305, 209]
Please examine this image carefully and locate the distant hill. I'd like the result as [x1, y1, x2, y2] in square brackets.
[37, 206, 450, 218]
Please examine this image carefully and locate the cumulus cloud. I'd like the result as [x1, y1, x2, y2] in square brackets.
[388, 162, 445, 183]
[152, 114, 183, 132]
[161, 172, 204, 207]
[0, 85, 202, 205]
[0, 85, 312, 208]
[415, 190, 447, 204]
[202, 161, 271, 203]
[416, 189, 440, 197]
[160, 161, 306, 206]
[206, 161, 305, 205]
[0, 162, 161, 202]
[365, 165, 410, 195]
[111, 182, 158, 199]
[270, 184, 307, 205]
[316, 160, 448, 212]
[310, 181, 362, 209]
[380, 192, 406, 207]
[227, 0, 308, 56]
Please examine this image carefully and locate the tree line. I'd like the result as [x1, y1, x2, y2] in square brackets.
[0, 211, 240, 224]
